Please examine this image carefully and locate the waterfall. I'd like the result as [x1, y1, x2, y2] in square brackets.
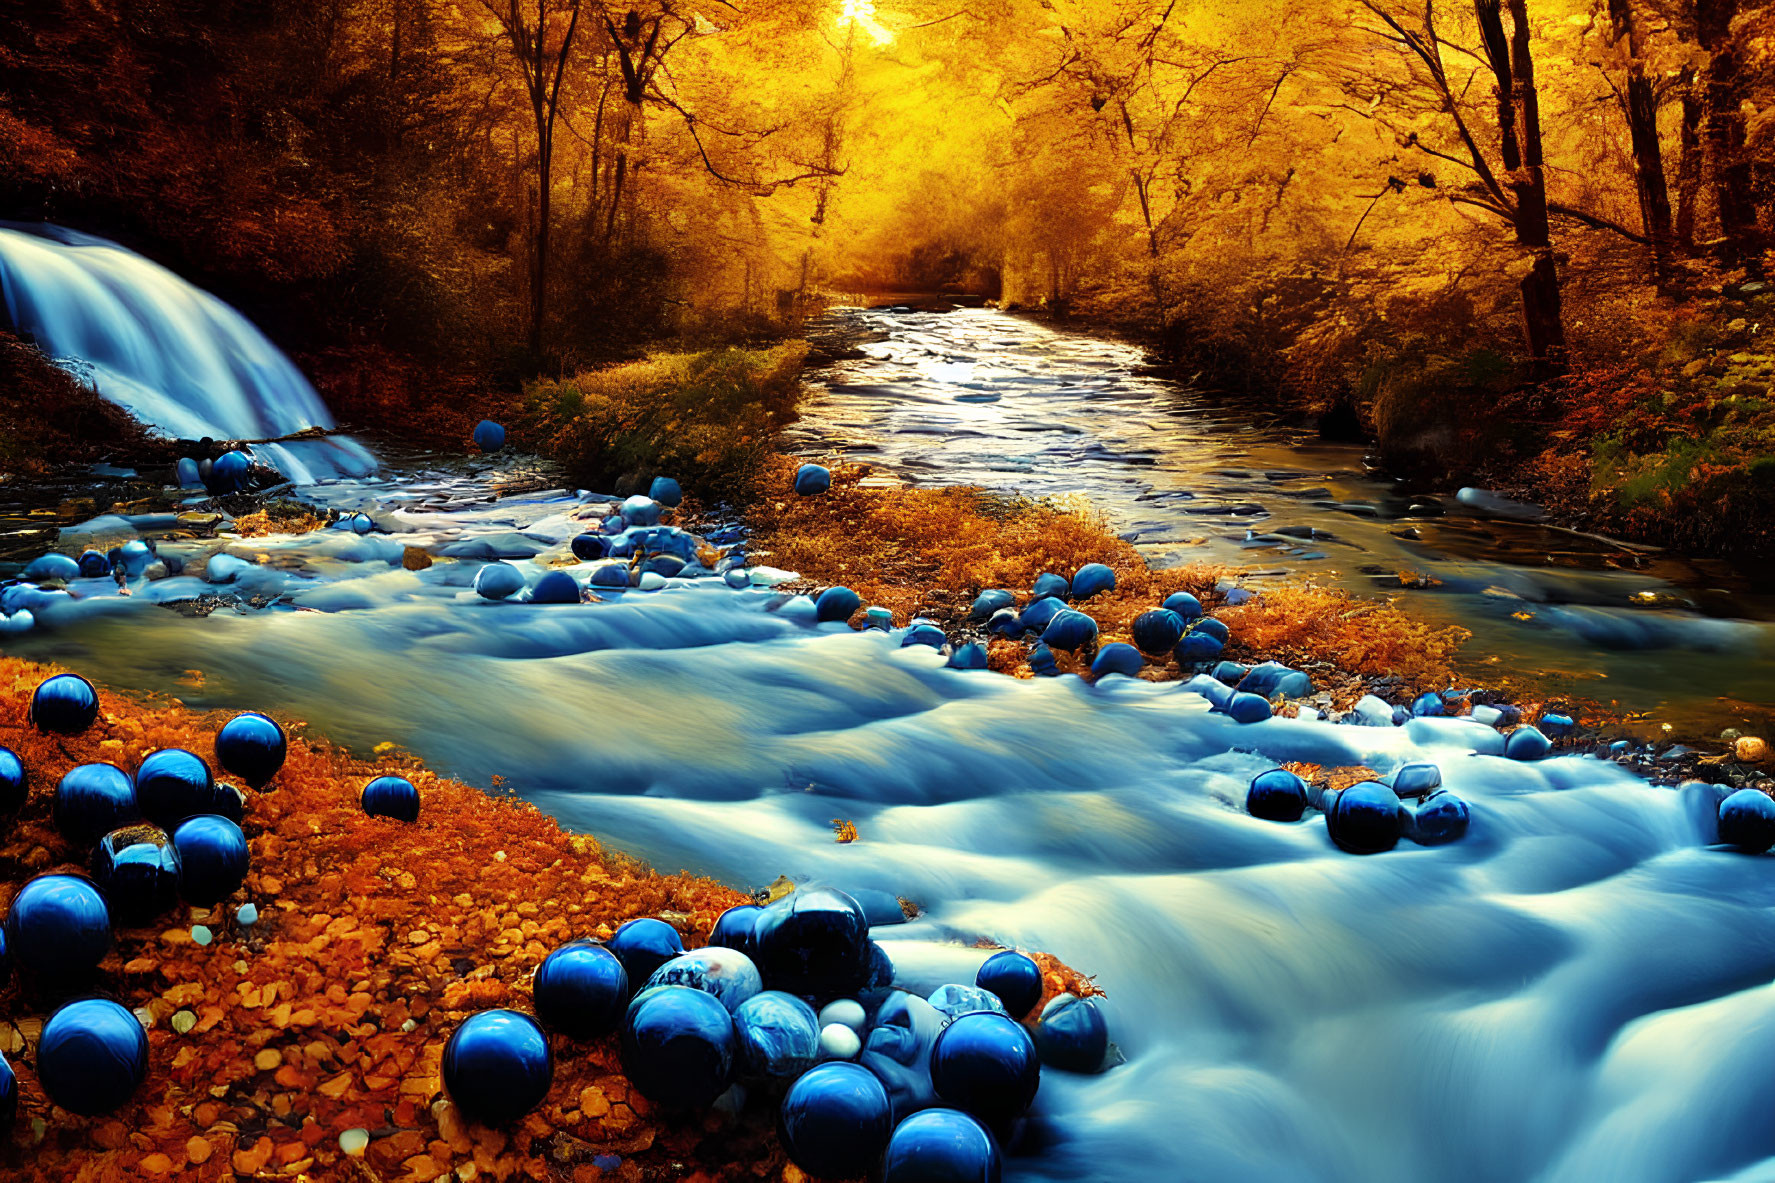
[0, 222, 375, 483]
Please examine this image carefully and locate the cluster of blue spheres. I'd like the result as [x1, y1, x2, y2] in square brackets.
[1243, 762, 1474, 853]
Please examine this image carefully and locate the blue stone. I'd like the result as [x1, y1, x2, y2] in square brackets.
[779, 1061, 893, 1178]
[609, 917, 686, 988]
[734, 990, 821, 1079]
[930, 1012, 1040, 1125]
[443, 1009, 552, 1124]
[472, 419, 506, 453]
[1412, 789, 1471, 845]
[1212, 661, 1251, 685]
[621, 495, 662, 527]
[529, 571, 582, 603]
[620, 985, 735, 1108]
[4, 874, 111, 984]
[1392, 762, 1442, 798]
[1175, 632, 1224, 662]
[752, 887, 871, 997]
[0, 1049, 13, 1129]
[1027, 643, 1060, 677]
[1090, 642, 1143, 678]
[794, 464, 831, 496]
[1540, 711, 1575, 738]
[1192, 617, 1230, 643]
[92, 824, 181, 925]
[348, 512, 374, 535]
[709, 905, 762, 956]
[986, 608, 1022, 637]
[1130, 609, 1184, 656]
[533, 939, 629, 1038]
[816, 586, 862, 623]
[116, 540, 153, 577]
[640, 555, 685, 579]
[1162, 591, 1204, 620]
[214, 712, 286, 789]
[0, 747, 26, 812]
[649, 477, 683, 507]
[948, 642, 990, 670]
[1033, 992, 1108, 1073]
[172, 815, 249, 906]
[1326, 782, 1404, 854]
[1042, 610, 1097, 651]
[723, 569, 751, 589]
[1505, 726, 1552, 761]
[590, 564, 630, 589]
[1227, 692, 1272, 724]
[1411, 691, 1446, 717]
[1031, 572, 1070, 601]
[1070, 563, 1115, 599]
[361, 775, 421, 822]
[929, 984, 1008, 1020]
[135, 748, 215, 829]
[1718, 788, 1775, 853]
[976, 950, 1042, 1019]
[54, 763, 140, 845]
[1186, 674, 1235, 711]
[883, 1107, 1003, 1183]
[969, 589, 1015, 621]
[473, 562, 525, 600]
[860, 991, 944, 1121]
[1247, 768, 1308, 822]
[31, 673, 99, 735]
[602, 514, 626, 534]
[210, 449, 252, 493]
[206, 782, 246, 826]
[77, 550, 111, 578]
[176, 457, 202, 488]
[1237, 662, 1314, 699]
[902, 624, 948, 650]
[1019, 596, 1067, 632]
[570, 533, 609, 561]
[25, 552, 81, 582]
[646, 948, 764, 1013]
[37, 999, 147, 1116]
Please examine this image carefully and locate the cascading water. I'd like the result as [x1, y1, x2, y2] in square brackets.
[0, 222, 375, 482]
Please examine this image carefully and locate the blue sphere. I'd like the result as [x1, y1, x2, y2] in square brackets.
[710, 904, 762, 956]
[38, 999, 147, 1116]
[609, 917, 686, 988]
[734, 990, 820, 1079]
[31, 673, 99, 735]
[816, 586, 862, 624]
[930, 1012, 1040, 1125]
[1247, 768, 1308, 822]
[976, 950, 1042, 1019]
[172, 815, 249, 905]
[1070, 563, 1115, 600]
[970, 589, 1016, 621]
[214, 712, 286, 790]
[135, 748, 215, 829]
[1019, 596, 1067, 632]
[1089, 642, 1143, 678]
[0, 1049, 14, 1129]
[1175, 631, 1224, 662]
[1227, 692, 1273, 724]
[646, 947, 764, 1013]
[1505, 726, 1552, 761]
[570, 533, 609, 561]
[533, 939, 629, 1038]
[902, 624, 948, 649]
[1033, 992, 1108, 1073]
[54, 763, 140, 845]
[77, 550, 111, 579]
[1031, 572, 1070, 601]
[210, 449, 252, 493]
[883, 1108, 1003, 1183]
[92, 824, 182, 925]
[472, 420, 506, 453]
[1412, 789, 1471, 846]
[794, 464, 831, 496]
[752, 887, 871, 997]
[1540, 711, 1575, 738]
[1327, 782, 1404, 854]
[0, 746, 26, 812]
[1162, 591, 1204, 620]
[1718, 788, 1775, 853]
[948, 642, 990, 670]
[779, 1061, 893, 1178]
[620, 984, 735, 1108]
[362, 775, 421, 822]
[986, 608, 1022, 638]
[474, 561, 525, 600]
[1130, 609, 1184, 656]
[443, 1009, 551, 1124]
[529, 571, 582, 604]
[5, 874, 111, 984]
[649, 477, 684, 507]
[1411, 691, 1446, 717]
[1041, 610, 1097, 651]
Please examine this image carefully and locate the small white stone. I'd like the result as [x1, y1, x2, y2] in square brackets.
[819, 1022, 861, 1060]
[171, 1010, 198, 1035]
[401, 1018, 418, 1032]
[339, 1128, 370, 1157]
[818, 999, 866, 1033]
[494, 850, 507, 862]
[133, 1006, 156, 1029]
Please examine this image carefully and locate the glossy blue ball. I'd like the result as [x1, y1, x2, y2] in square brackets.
[206, 782, 247, 826]
[1227, 692, 1272, 724]
[1162, 591, 1203, 620]
[1019, 596, 1067, 632]
[1412, 789, 1471, 846]
[472, 420, 506, 453]
[92, 824, 181, 925]
[77, 550, 111, 578]
[1175, 631, 1224, 662]
[214, 712, 286, 789]
[570, 533, 609, 561]
[1041, 610, 1097, 651]
[135, 747, 215, 829]
[752, 887, 871, 998]
[0, 747, 25, 812]
[31, 673, 99, 735]
[1247, 768, 1308, 822]
[902, 624, 948, 649]
[734, 990, 820, 1079]
[930, 1012, 1040, 1125]
[362, 775, 421, 822]
[1070, 563, 1115, 600]
[710, 904, 762, 956]
[172, 815, 249, 905]
[0, 1049, 14, 1128]
[38, 999, 147, 1116]
[883, 1107, 1003, 1183]
[530, 571, 582, 604]
[1327, 782, 1404, 854]
[54, 763, 141, 845]
[1130, 609, 1185, 656]
[1718, 788, 1775, 853]
[474, 561, 525, 600]
[443, 1009, 551, 1124]
[1505, 726, 1552, 761]
[976, 950, 1042, 1019]
[794, 464, 831, 496]
[210, 449, 252, 493]
[948, 642, 990, 670]
[779, 1061, 893, 1178]
[1031, 572, 1070, 601]
[1089, 642, 1143, 679]
[816, 586, 862, 624]
[1033, 992, 1108, 1073]
[533, 939, 629, 1038]
[5, 874, 111, 983]
[620, 984, 735, 1108]
[969, 589, 1015, 621]
[609, 917, 685, 988]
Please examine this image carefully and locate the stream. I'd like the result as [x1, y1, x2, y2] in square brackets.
[6, 231, 1775, 1183]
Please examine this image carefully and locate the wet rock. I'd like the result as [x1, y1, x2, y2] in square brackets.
[620, 985, 735, 1108]
[528, 571, 582, 603]
[1325, 782, 1404, 854]
[361, 775, 421, 822]
[977, 951, 1043, 1020]
[171, 815, 249, 905]
[1391, 762, 1442, 798]
[1033, 993, 1108, 1074]
[948, 642, 990, 670]
[1227, 692, 1272, 724]
[649, 476, 683, 507]
[54, 763, 141, 844]
[816, 586, 862, 623]
[1237, 662, 1313, 699]
[1090, 642, 1143, 678]
[902, 624, 949, 650]
[1505, 726, 1552, 761]
[443, 1009, 552, 1125]
[1032, 572, 1070, 601]
[646, 947, 764, 1013]
[533, 940, 628, 1038]
[734, 990, 820, 1079]
[1131, 609, 1184, 656]
[1717, 789, 1775, 853]
[1247, 768, 1308, 822]
[1162, 591, 1203, 620]
[795, 464, 832, 496]
[883, 1108, 1002, 1183]
[473, 561, 525, 600]
[609, 917, 686, 988]
[1410, 790, 1471, 845]
[5, 874, 112, 984]
[1071, 563, 1115, 599]
[1041, 610, 1097, 651]
[779, 1062, 893, 1178]
[970, 589, 1016, 621]
[1020, 596, 1067, 632]
[932, 1012, 1040, 1125]
[31, 673, 99, 734]
[753, 887, 871, 998]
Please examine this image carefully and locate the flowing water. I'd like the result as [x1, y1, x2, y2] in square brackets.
[4, 263, 1775, 1182]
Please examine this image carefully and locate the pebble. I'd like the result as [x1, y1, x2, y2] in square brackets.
[1737, 736, 1770, 764]
[190, 925, 213, 946]
[236, 902, 258, 927]
[339, 1128, 370, 1157]
[820, 1022, 862, 1060]
[819, 999, 867, 1033]
[170, 1010, 197, 1035]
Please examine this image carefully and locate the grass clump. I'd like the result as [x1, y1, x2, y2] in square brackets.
[523, 342, 808, 500]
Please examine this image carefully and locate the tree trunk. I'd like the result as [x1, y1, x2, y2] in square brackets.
[1606, 0, 1674, 279]
[1675, 66, 1704, 250]
[1697, 0, 1762, 271]
[533, 111, 550, 359]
